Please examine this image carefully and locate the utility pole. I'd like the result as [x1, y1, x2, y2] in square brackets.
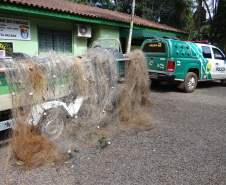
[127, 0, 135, 53]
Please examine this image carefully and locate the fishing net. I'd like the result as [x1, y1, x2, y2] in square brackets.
[1, 48, 155, 167]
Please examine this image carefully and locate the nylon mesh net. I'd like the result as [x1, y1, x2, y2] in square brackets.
[0, 48, 156, 167]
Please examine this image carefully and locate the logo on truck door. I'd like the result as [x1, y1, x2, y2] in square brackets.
[206, 61, 211, 73]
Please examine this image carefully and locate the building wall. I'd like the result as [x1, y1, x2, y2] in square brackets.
[90, 25, 119, 42]
[0, 13, 120, 56]
[90, 25, 120, 49]
[131, 46, 140, 50]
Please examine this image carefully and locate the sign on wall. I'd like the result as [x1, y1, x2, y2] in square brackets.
[0, 17, 30, 40]
[0, 42, 13, 58]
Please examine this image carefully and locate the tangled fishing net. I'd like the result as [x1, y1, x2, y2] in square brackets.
[1, 46, 155, 167]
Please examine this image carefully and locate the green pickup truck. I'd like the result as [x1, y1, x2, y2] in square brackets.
[141, 37, 226, 93]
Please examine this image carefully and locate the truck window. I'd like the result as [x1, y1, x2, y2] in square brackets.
[202, 46, 212, 59]
[142, 42, 166, 53]
[212, 48, 224, 60]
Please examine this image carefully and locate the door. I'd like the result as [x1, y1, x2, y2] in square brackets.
[201, 46, 225, 79]
[211, 47, 226, 79]
[141, 40, 168, 72]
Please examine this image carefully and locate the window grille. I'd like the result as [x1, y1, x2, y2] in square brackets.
[38, 28, 72, 53]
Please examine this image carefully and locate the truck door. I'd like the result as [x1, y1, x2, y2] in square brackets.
[201, 46, 221, 79]
[211, 47, 226, 79]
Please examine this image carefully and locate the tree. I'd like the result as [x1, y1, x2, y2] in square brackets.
[66, 0, 193, 31]
[90, 0, 132, 13]
[126, 0, 193, 30]
[67, 0, 91, 5]
[212, 0, 226, 52]
[193, 0, 207, 40]
[158, 0, 193, 30]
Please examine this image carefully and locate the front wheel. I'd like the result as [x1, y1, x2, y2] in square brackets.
[38, 107, 67, 140]
[184, 72, 197, 93]
[41, 114, 65, 140]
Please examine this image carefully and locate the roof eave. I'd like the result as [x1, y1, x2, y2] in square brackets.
[0, 1, 188, 37]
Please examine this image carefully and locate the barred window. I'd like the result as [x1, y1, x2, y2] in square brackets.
[38, 28, 72, 53]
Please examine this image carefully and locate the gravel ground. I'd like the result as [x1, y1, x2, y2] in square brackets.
[0, 81, 226, 185]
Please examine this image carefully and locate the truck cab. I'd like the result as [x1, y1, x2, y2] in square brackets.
[195, 43, 226, 80]
[141, 37, 226, 92]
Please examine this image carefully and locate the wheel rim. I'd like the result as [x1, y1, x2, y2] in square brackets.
[42, 115, 64, 140]
[187, 76, 196, 90]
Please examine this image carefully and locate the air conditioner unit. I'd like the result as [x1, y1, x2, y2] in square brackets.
[75, 24, 92, 38]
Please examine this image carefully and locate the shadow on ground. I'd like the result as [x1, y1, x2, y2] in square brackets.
[0, 130, 10, 148]
[150, 80, 225, 93]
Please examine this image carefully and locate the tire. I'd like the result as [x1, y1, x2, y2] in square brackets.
[151, 80, 161, 86]
[184, 72, 197, 93]
[221, 79, 226, 84]
[41, 114, 64, 140]
[38, 107, 67, 140]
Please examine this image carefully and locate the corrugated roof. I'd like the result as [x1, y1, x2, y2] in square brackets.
[2, 0, 188, 34]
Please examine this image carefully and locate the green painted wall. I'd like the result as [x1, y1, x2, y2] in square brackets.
[90, 25, 119, 45]
[0, 13, 149, 57]
[0, 13, 89, 56]
[74, 37, 88, 56]
[0, 13, 38, 55]
[131, 46, 140, 50]
[100, 25, 119, 38]
[0, 13, 120, 56]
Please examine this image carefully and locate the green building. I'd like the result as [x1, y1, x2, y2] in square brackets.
[0, 0, 188, 57]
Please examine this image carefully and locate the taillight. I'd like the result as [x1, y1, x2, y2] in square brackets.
[167, 60, 175, 72]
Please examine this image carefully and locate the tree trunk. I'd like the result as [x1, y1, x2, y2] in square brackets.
[196, 0, 203, 41]
[203, 0, 212, 21]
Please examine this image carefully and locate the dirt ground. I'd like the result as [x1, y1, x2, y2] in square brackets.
[0, 82, 226, 185]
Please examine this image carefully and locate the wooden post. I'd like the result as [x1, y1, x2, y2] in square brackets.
[127, 0, 135, 53]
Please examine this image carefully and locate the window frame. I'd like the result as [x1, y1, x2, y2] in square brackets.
[38, 27, 73, 55]
[212, 47, 225, 60]
[201, 46, 212, 59]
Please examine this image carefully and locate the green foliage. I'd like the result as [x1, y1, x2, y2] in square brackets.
[96, 0, 193, 30]
[158, 0, 194, 30]
[66, 0, 193, 30]
[66, 0, 91, 5]
[64, 0, 225, 50]
[90, 0, 132, 13]
[188, 21, 210, 41]
[188, 0, 226, 52]
[211, 0, 226, 52]
[98, 134, 107, 149]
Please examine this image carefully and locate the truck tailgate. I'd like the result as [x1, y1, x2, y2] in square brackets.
[146, 55, 168, 72]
